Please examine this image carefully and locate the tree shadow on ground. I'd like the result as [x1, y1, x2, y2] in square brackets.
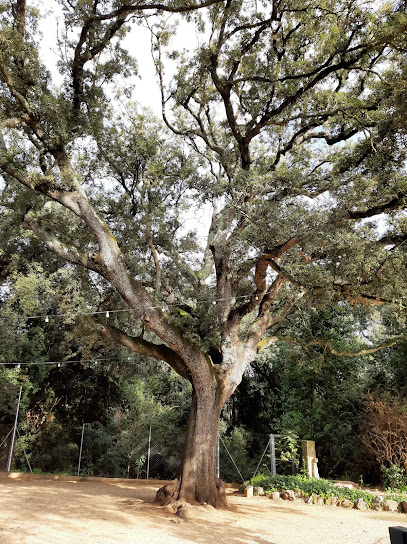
[137, 497, 306, 544]
[0, 479, 147, 540]
[165, 517, 278, 544]
[0, 477, 399, 544]
[0, 477, 294, 544]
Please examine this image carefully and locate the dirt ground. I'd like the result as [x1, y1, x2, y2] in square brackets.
[0, 473, 406, 544]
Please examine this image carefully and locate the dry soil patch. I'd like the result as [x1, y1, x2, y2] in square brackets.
[0, 474, 406, 544]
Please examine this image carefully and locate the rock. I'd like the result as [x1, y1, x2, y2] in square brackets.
[354, 499, 368, 510]
[176, 504, 197, 521]
[333, 481, 360, 490]
[281, 490, 295, 501]
[325, 497, 339, 506]
[371, 496, 384, 511]
[314, 496, 324, 506]
[383, 500, 399, 512]
[268, 491, 280, 500]
[154, 479, 178, 505]
[400, 501, 407, 513]
[339, 499, 353, 508]
[244, 486, 254, 497]
[254, 487, 265, 496]
[304, 495, 313, 505]
[294, 490, 303, 499]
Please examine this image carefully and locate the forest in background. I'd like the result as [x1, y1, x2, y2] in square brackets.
[1, 292, 406, 487]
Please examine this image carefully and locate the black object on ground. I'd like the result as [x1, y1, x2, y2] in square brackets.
[389, 526, 407, 544]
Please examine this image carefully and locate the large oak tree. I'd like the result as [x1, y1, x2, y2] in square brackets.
[1, 0, 406, 507]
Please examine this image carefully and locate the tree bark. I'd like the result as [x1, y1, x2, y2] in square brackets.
[155, 386, 227, 508]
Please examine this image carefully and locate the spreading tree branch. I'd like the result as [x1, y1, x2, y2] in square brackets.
[100, 322, 191, 381]
[258, 334, 406, 355]
[347, 194, 405, 220]
[22, 215, 103, 274]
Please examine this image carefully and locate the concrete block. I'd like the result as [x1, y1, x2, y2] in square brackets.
[244, 486, 253, 497]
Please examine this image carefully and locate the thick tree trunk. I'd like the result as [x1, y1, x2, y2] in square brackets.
[155, 386, 227, 508]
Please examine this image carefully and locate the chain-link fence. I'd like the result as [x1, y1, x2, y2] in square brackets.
[1, 402, 301, 482]
[251, 433, 299, 479]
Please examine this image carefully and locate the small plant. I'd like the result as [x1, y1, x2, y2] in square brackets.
[280, 431, 300, 465]
[251, 473, 270, 488]
[135, 454, 146, 479]
[300, 459, 309, 478]
[382, 464, 407, 491]
[386, 491, 407, 503]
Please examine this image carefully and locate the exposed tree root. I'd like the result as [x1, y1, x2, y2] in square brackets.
[155, 478, 227, 509]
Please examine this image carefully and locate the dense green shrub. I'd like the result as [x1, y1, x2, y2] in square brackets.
[382, 465, 407, 492]
[251, 474, 376, 505]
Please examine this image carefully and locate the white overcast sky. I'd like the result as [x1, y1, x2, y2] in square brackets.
[36, 0, 198, 114]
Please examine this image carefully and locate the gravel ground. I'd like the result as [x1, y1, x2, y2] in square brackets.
[0, 473, 406, 544]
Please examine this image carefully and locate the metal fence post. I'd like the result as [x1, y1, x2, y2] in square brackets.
[7, 386, 22, 472]
[270, 434, 276, 477]
[77, 423, 85, 477]
[146, 425, 151, 480]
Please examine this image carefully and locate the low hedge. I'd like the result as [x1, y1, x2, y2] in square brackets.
[251, 474, 377, 505]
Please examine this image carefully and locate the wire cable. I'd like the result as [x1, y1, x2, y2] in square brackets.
[0, 293, 256, 323]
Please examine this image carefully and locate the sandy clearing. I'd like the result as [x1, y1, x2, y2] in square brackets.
[0, 474, 406, 544]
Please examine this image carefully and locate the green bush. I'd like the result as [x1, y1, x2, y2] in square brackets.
[382, 465, 407, 492]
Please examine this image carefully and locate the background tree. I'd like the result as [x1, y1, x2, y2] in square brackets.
[0, 0, 406, 507]
[361, 393, 407, 484]
[231, 303, 407, 481]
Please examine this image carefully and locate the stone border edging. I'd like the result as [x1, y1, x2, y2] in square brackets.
[264, 488, 407, 514]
